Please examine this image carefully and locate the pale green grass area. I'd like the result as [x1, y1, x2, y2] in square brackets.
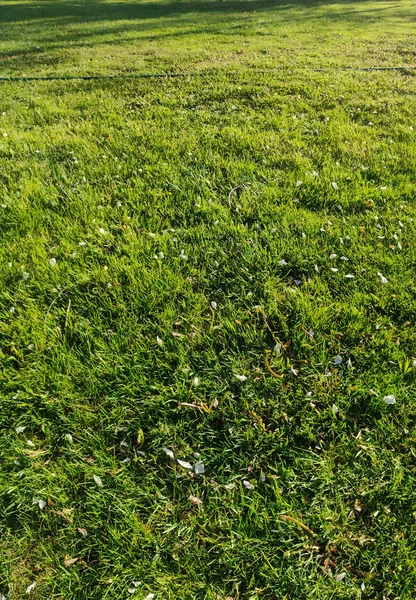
[0, 1, 416, 599]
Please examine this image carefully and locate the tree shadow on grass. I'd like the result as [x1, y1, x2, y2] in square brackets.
[1, 0, 411, 25]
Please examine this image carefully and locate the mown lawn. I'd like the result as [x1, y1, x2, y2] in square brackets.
[0, 0, 416, 598]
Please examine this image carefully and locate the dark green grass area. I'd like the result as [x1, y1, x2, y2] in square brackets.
[1, 1, 416, 599]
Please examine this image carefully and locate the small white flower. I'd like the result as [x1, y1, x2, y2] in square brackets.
[65, 433, 73, 443]
[117, 201, 122, 207]
[49, 258, 56, 267]
[93, 474, 103, 487]
[379, 274, 388, 284]
[156, 336, 163, 346]
[296, 180, 302, 187]
[243, 480, 254, 490]
[334, 355, 342, 365]
[193, 376, 199, 386]
[98, 228, 106, 235]
[180, 249, 188, 260]
[10, 306, 16, 313]
[383, 395, 396, 405]
[27, 440, 35, 447]
[163, 448, 174, 459]
[177, 459, 193, 470]
[278, 259, 287, 266]
[16, 426, 26, 434]
[26, 582, 36, 594]
[3, 132, 8, 138]
[22, 271, 29, 280]
[331, 182, 339, 190]
[234, 374, 247, 382]
[211, 301, 217, 310]
[188, 495, 203, 505]
[329, 254, 337, 260]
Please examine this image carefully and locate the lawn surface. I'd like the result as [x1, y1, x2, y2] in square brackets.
[1, 0, 416, 598]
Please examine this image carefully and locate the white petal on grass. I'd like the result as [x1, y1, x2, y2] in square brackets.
[188, 495, 203, 505]
[345, 274, 355, 279]
[234, 374, 247, 382]
[177, 459, 193, 470]
[98, 227, 106, 235]
[156, 336, 163, 346]
[334, 355, 343, 365]
[278, 259, 287, 266]
[413, 359, 416, 367]
[243, 480, 254, 490]
[65, 433, 73, 443]
[16, 426, 26, 434]
[27, 440, 35, 447]
[49, 258, 56, 267]
[163, 447, 174, 459]
[210, 301, 217, 310]
[194, 462, 205, 474]
[10, 306, 15, 313]
[331, 182, 339, 190]
[26, 582, 36, 594]
[330, 268, 339, 272]
[193, 376, 199, 386]
[329, 254, 337, 260]
[22, 271, 29, 280]
[121, 457, 131, 464]
[383, 395, 396, 405]
[144, 595, 155, 600]
[347, 358, 352, 368]
[314, 264, 319, 273]
[332, 404, 339, 414]
[296, 180, 302, 187]
[93, 474, 103, 487]
[32, 497, 45, 509]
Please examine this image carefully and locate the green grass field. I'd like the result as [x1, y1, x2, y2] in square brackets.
[1, 0, 416, 598]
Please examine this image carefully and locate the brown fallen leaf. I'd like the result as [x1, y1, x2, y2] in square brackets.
[55, 507, 75, 522]
[24, 449, 48, 458]
[64, 557, 79, 567]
